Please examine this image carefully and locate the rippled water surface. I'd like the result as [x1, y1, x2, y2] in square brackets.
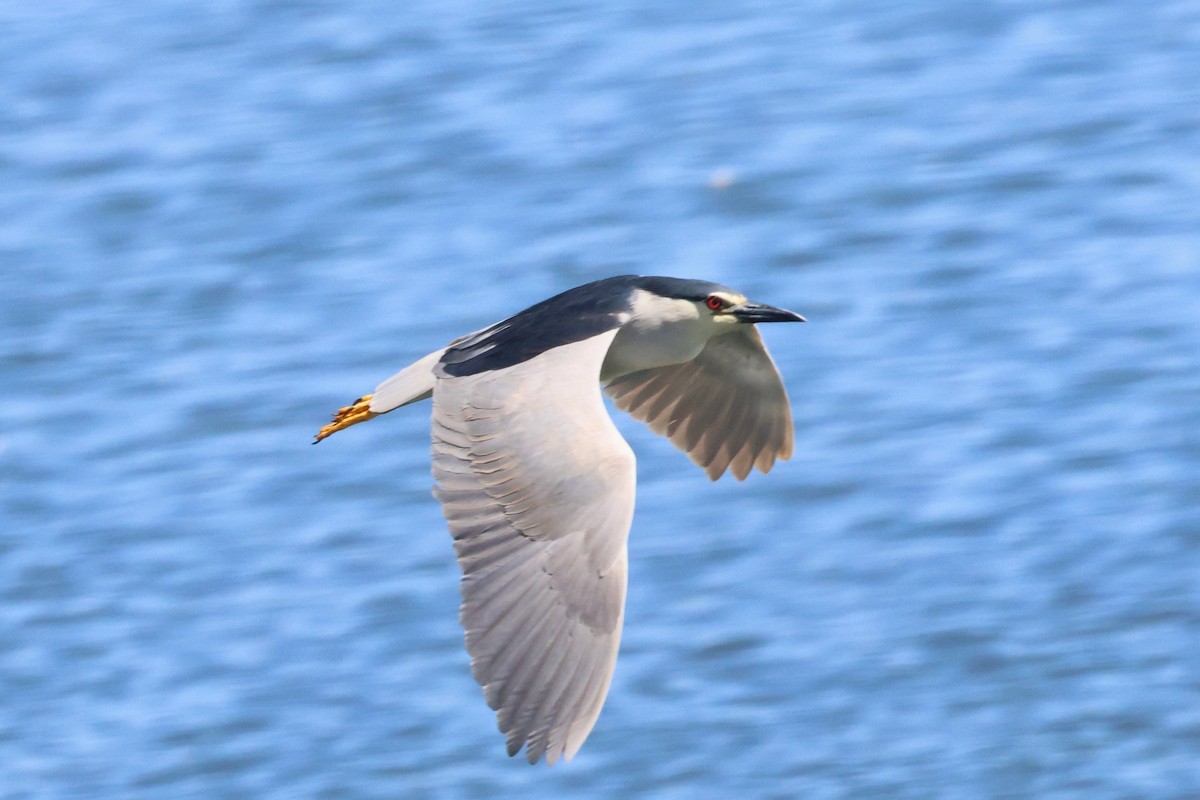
[3, 2, 1199, 797]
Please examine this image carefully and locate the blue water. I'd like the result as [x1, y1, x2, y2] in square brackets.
[3, 1, 1199, 797]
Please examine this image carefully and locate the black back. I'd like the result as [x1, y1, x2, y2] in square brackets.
[439, 275, 732, 377]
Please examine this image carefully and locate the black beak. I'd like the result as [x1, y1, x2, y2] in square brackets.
[732, 301, 806, 324]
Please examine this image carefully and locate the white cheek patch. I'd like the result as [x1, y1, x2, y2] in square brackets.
[627, 289, 701, 323]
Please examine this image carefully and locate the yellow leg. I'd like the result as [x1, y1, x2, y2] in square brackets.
[314, 394, 379, 443]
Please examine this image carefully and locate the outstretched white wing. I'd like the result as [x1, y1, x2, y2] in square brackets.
[604, 326, 794, 481]
[431, 330, 634, 765]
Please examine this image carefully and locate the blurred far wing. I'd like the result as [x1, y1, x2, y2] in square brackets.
[604, 326, 794, 480]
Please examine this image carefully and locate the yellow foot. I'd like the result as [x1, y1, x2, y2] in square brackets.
[314, 394, 378, 443]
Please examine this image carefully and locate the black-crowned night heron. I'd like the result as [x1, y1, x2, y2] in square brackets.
[315, 275, 804, 764]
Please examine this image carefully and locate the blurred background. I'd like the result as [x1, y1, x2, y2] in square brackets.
[2, 1, 1199, 797]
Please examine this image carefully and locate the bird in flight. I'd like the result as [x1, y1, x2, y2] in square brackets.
[315, 275, 804, 764]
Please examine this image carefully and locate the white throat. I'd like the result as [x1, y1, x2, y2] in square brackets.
[600, 290, 716, 381]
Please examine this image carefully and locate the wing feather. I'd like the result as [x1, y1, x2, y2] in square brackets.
[704, 388, 753, 478]
[605, 325, 794, 481]
[431, 330, 634, 764]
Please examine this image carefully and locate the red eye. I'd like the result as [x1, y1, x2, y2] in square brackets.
[705, 295, 724, 311]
